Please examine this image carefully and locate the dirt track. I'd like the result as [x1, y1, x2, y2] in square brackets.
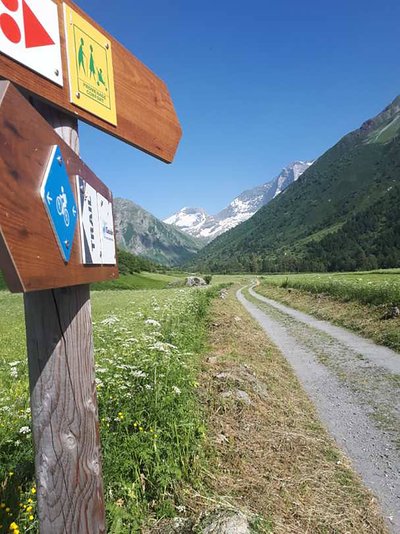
[238, 286, 400, 533]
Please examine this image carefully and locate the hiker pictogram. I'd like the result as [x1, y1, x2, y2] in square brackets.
[97, 67, 107, 90]
[78, 37, 86, 74]
[75, 37, 109, 93]
[64, 4, 116, 125]
[89, 44, 96, 79]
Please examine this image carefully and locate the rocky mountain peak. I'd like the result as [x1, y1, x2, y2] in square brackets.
[164, 160, 313, 241]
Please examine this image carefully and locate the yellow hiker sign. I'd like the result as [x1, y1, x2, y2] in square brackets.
[64, 4, 117, 126]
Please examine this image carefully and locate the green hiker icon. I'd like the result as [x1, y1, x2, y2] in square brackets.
[89, 45, 96, 79]
[78, 38, 86, 74]
[97, 68, 108, 91]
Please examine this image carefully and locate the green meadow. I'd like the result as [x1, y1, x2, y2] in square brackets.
[0, 285, 217, 532]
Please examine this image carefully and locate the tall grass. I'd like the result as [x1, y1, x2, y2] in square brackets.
[260, 271, 400, 306]
[0, 287, 217, 532]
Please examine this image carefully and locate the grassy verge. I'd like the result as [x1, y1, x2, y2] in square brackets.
[259, 270, 400, 306]
[255, 282, 400, 352]
[91, 272, 185, 291]
[198, 287, 387, 533]
[0, 286, 218, 533]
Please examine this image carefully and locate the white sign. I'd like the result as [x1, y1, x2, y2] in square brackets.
[97, 193, 116, 265]
[0, 0, 63, 86]
[76, 177, 116, 265]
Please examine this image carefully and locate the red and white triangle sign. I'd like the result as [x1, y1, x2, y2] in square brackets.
[0, 0, 63, 86]
[23, 0, 54, 48]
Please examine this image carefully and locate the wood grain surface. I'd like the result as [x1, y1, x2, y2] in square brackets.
[0, 81, 119, 292]
[0, 0, 182, 163]
[25, 284, 106, 533]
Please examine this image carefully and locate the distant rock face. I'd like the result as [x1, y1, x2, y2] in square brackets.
[114, 198, 204, 267]
[164, 161, 313, 242]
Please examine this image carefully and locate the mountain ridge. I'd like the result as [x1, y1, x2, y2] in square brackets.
[192, 94, 400, 272]
[164, 160, 313, 241]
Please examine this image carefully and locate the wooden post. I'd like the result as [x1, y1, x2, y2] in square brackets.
[24, 102, 106, 533]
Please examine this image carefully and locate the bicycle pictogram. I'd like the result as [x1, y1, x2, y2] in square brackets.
[56, 186, 70, 227]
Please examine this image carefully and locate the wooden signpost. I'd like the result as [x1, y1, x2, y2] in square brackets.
[0, 0, 182, 163]
[0, 1, 182, 532]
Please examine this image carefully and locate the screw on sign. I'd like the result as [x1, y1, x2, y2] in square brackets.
[0, 2, 182, 533]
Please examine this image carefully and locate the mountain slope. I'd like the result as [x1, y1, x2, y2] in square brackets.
[193, 95, 400, 272]
[165, 161, 312, 242]
[114, 198, 204, 266]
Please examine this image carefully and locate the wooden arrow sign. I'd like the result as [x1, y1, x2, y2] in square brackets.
[0, 0, 182, 163]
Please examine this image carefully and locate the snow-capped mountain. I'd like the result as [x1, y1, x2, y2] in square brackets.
[164, 161, 313, 241]
[164, 207, 210, 238]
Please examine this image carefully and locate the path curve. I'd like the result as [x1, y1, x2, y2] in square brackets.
[237, 286, 400, 533]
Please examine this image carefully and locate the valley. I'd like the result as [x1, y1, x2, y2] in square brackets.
[1, 268, 399, 531]
[192, 96, 400, 274]
[1, 271, 398, 532]
[1, 1, 399, 532]
[114, 95, 400, 277]
[3, 91, 400, 532]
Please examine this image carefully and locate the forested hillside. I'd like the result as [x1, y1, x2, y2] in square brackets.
[193, 96, 400, 273]
[114, 198, 203, 266]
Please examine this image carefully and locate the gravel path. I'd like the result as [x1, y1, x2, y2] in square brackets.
[237, 287, 400, 533]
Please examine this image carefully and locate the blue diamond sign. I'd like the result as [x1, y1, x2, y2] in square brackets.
[40, 146, 78, 262]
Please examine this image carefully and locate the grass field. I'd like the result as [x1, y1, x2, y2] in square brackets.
[0, 286, 217, 533]
[256, 270, 400, 352]
[0, 271, 394, 532]
[91, 271, 185, 291]
[259, 270, 400, 306]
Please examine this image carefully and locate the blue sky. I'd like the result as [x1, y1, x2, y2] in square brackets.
[78, 0, 400, 219]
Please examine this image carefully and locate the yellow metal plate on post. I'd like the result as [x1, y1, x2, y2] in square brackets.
[64, 4, 117, 126]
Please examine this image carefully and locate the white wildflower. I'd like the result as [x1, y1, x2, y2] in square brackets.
[19, 426, 31, 435]
[149, 342, 171, 353]
[145, 319, 161, 328]
[172, 386, 181, 395]
[10, 367, 18, 378]
[132, 370, 147, 378]
[100, 315, 119, 326]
